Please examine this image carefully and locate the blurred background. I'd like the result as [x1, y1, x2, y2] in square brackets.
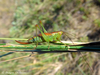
[0, 0, 100, 75]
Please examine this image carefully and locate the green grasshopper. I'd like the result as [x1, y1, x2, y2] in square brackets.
[15, 21, 73, 49]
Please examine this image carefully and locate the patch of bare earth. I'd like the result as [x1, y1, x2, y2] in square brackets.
[0, 0, 15, 37]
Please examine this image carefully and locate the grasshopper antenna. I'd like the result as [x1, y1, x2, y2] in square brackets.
[63, 32, 75, 46]
[39, 21, 47, 33]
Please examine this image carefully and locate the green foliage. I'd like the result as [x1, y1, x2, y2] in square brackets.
[94, 19, 100, 27]
[82, 15, 87, 20]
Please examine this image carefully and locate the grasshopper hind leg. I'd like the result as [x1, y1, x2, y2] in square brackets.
[29, 43, 38, 57]
[29, 24, 39, 57]
[48, 42, 50, 49]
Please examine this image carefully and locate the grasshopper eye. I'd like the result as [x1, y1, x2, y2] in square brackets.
[59, 32, 61, 34]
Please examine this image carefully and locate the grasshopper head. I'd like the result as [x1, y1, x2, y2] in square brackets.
[58, 31, 63, 35]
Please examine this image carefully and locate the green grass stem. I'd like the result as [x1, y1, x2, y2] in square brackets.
[0, 44, 100, 52]
[0, 38, 28, 40]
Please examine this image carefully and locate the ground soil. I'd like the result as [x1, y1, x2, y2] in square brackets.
[0, 0, 15, 37]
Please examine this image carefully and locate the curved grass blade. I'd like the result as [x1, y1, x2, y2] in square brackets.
[0, 52, 14, 58]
